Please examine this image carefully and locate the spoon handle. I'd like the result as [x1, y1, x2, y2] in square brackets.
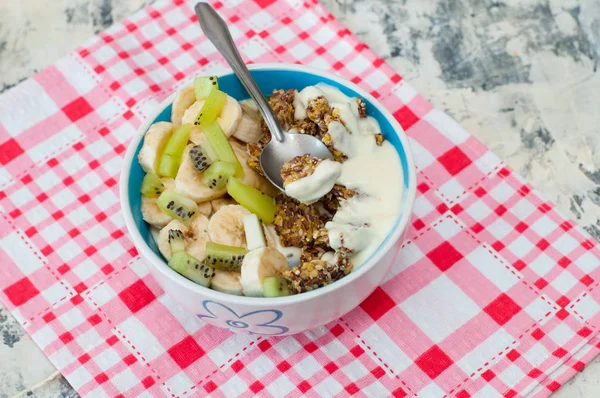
[195, 3, 284, 142]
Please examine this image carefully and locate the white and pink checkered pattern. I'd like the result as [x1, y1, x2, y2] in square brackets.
[1, 0, 600, 397]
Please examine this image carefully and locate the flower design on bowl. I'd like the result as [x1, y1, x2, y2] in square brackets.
[197, 300, 289, 335]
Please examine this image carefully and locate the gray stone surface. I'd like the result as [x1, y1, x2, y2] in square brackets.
[0, 0, 599, 396]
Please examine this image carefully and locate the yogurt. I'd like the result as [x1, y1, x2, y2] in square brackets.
[285, 160, 342, 204]
[288, 83, 404, 267]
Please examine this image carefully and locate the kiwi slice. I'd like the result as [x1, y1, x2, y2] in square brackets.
[157, 154, 180, 178]
[140, 173, 164, 197]
[205, 242, 246, 271]
[203, 161, 236, 190]
[202, 121, 244, 178]
[164, 124, 192, 157]
[194, 89, 227, 127]
[156, 190, 198, 225]
[227, 177, 276, 224]
[168, 251, 215, 287]
[263, 276, 291, 297]
[189, 142, 218, 172]
[157, 124, 191, 178]
[168, 229, 185, 253]
[194, 75, 218, 100]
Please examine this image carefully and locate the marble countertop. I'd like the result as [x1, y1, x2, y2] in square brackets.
[1, 0, 599, 396]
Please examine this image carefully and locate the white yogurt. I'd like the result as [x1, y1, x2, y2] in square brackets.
[285, 160, 342, 204]
[331, 142, 403, 266]
[292, 91, 307, 120]
[295, 84, 354, 109]
[290, 83, 404, 267]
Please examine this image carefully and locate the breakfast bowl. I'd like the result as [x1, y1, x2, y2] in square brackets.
[120, 63, 416, 336]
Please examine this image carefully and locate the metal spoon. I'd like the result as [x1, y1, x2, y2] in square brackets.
[195, 3, 333, 190]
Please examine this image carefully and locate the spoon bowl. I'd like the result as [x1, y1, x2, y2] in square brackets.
[260, 131, 334, 189]
[195, 3, 333, 190]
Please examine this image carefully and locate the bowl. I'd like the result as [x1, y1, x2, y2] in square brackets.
[120, 63, 416, 336]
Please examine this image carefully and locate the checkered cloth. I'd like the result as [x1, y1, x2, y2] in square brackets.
[1, 0, 600, 397]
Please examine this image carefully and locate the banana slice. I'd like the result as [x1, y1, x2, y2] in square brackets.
[197, 201, 212, 217]
[211, 197, 236, 213]
[211, 270, 243, 295]
[188, 125, 209, 146]
[175, 144, 227, 203]
[233, 103, 263, 143]
[182, 95, 242, 138]
[157, 216, 210, 261]
[230, 139, 279, 196]
[142, 197, 172, 228]
[157, 219, 185, 260]
[171, 85, 196, 127]
[162, 178, 175, 190]
[240, 99, 258, 112]
[141, 178, 176, 228]
[207, 205, 251, 247]
[138, 122, 173, 174]
[263, 224, 278, 248]
[263, 225, 302, 267]
[240, 247, 289, 297]
[185, 216, 210, 262]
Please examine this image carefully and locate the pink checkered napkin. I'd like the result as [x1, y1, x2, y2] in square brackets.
[1, 0, 600, 396]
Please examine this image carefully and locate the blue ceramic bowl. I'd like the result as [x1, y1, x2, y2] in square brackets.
[120, 64, 416, 335]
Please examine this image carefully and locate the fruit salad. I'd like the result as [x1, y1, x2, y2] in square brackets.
[138, 76, 403, 297]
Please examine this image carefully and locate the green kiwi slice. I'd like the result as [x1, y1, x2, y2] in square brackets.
[140, 173, 164, 197]
[205, 242, 246, 271]
[168, 251, 214, 287]
[263, 276, 291, 297]
[164, 124, 191, 157]
[202, 121, 244, 178]
[157, 124, 192, 178]
[168, 229, 185, 253]
[157, 154, 180, 178]
[194, 75, 218, 100]
[203, 161, 236, 190]
[156, 190, 198, 225]
[194, 89, 227, 127]
[227, 177, 276, 224]
[189, 142, 218, 172]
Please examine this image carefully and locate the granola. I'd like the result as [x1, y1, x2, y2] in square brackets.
[283, 258, 353, 294]
[306, 96, 338, 134]
[246, 141, 264, 176]
[300, 245, 328, 263]
[356, 97, 367, 118]
[320, 185, 358, 213]
[293, 118, 319, 136]
[321, 132, 347, 162]
[246, 90, 321, 175]
[269, 89, 296, 129]
[273, 193, 329, 247]
[246, 116, 277, 176]
[334, 240, 354, 273]
[244, 86, 385, 292]
[280, 154, 321, 186]
[246, 89, 369, 174]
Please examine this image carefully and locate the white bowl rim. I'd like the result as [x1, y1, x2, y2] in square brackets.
[120, 63, 417, 307]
